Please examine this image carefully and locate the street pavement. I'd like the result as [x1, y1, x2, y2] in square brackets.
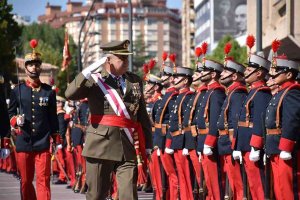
[0, 172, 153, 200]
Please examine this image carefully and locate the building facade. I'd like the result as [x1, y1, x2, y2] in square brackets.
[182, 0, 195, 68]
[38, 0, 182, 68]
[194, 0, 247, 52]
[247, 0, 300, 61]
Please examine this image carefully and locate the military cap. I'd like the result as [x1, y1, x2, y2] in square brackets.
[224, 59, 246, 74]
[196, 62, 204, 72]
[145, 74, 162, 85]
[174, 66, 193, 77]
[245, 53, 271, 71]
[25, 39, 42, 65]
[273, 57, 299, 71]
[56, 96, 66, 102]
[161, 63, 174, 76]
[100, 40, 133, 55]
[203, 59, 223, 72]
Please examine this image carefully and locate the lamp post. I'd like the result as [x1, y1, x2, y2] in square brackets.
[77, 0, 96, 72]
[256, 0, 262, 52]
[128, 0, 133, 72]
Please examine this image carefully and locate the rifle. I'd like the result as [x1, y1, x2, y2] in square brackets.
[52, 144, 70, 182]
[73, 165, 82, 193]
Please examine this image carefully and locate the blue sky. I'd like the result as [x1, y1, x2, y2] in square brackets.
[8, 0, 181, 23]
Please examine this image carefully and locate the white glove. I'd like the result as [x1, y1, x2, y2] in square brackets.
[69, 121, 74, 128]
[156, 148, 161, 156]
[165, 147, 174, 154]
[182, 148, 189, 156]
[56, 144, 63, 149]
[1, 149, 10, 159]
[203, 144, 213, 156]
[65, 106, 74, 115]
[197, 151, 202, 162]
[146, 149, 152, 155]
[16, 114, 25, 126]
[82, 57, 107, 79]
[249, 147, 260, 162]
[279, 151, 292, 160]
[232, 150, 242, 164]
[83, 143, 85, 147]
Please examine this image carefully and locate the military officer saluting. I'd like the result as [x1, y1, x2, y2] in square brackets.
[7, 39, 60, 200]
[233, 50, 272, 200]
[65, 40, 152, 200]
[217, 43, 248, 200]
[265, 54, 300, 199]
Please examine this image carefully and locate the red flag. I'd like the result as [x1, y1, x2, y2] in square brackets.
[61, 30, 71, 71]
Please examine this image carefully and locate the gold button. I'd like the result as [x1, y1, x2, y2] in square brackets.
[32, 109, 35, 112]
[32, 122, 35, 125]
[32, 116, 35, 118]
[32, 102, 35, 105]
[32, 95, 35, 98]
[32, 129, 35, 132]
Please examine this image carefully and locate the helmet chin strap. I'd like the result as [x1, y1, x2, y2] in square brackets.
[174, 77, 186, 86]
[25, 66, 40, 78]
[145, 84, 155, 94]
[161, 75, 171, 83]
[193, 73, 207, 82]
[220, 72, 234, 81]
[243, 68, 259, 80]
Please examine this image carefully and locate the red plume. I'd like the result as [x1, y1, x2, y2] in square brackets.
[224, 42, 232, 55]
[143, 63, 149, 74]
[169, 53, 176, 63]
[30, 39, 38, 49]
[162, 52, 168, 61]
[195, 47, 202, 57]
[148, 59, 156, 71]
[246, 35, 255, 50]
[201, 42, 208, 55]
[272, 39, 281, 53]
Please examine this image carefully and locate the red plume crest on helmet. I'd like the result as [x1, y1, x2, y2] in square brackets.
[195, 47, 202, 58]
[224, 42, 232, 56]
[272, 39, 281, 53]
[162, 52, 168, 62]
[201, 42, 208, 55]
[30, 39, 38, 49]
[246, 35, 255, 51]
[148, 59, 156, 71]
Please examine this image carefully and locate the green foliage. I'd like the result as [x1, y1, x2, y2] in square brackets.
[18, 23, 77, 97]
[0, 0, 22, 90]
[207, 35, 247, 64]
[133, 34, 151, 77]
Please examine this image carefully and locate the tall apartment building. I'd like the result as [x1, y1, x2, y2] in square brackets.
[194, 0, 247, 53]
[38, 0, 182, 68]
[247, 0, 300, 61]
[182, 0, 195, 68]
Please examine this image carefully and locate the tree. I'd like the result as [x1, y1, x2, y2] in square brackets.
[18, 23, 77, 97]
[0, 0, 22, 94]
[133, 34, 151, 77]
[207, 35, 247, 64]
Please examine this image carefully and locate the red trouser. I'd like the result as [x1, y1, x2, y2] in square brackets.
[160, 151, 179, 200]
[74, 145, 86, 185]
[188, 150, 202, 186]
[65, 148, 76, 186]
[149, 149, 163, 200]
[17, 150, 51, 200]
[220, 154, 243, 200]
[202, 154, 223, 200]
[242, 152, 264, 200]
[56, 148, 66, 181]
[174, 150, 193, 200]
[270, 152, 300, 200]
